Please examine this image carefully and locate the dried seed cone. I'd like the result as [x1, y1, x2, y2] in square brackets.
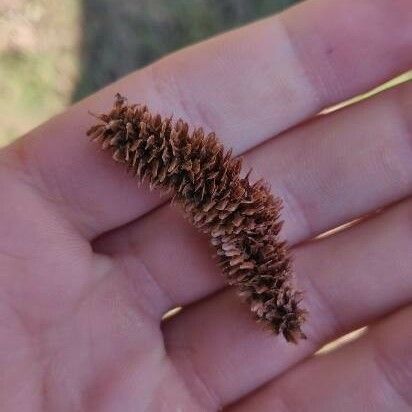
[88, 94, 307, 342]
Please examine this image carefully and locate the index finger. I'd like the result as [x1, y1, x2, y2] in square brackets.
[3, 0, 411, 239]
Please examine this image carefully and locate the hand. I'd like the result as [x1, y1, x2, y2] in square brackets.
[0, 0, 411, 410]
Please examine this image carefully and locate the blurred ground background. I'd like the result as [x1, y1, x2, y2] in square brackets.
[0, 0, 299, 146]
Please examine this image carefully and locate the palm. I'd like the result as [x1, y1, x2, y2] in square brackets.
[1, 0, 412, 410]
[0, 216, 194, 410]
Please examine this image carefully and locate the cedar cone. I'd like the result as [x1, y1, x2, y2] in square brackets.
[87, 94, 307, 343]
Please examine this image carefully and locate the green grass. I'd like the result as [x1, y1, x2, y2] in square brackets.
[0, 0, 79, 146]
[0, 52, 64, 143]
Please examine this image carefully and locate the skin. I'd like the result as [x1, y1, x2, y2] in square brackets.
[0, 0, 411, 410]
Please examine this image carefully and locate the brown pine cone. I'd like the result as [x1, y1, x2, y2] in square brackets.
[87, 94, 307, 343]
